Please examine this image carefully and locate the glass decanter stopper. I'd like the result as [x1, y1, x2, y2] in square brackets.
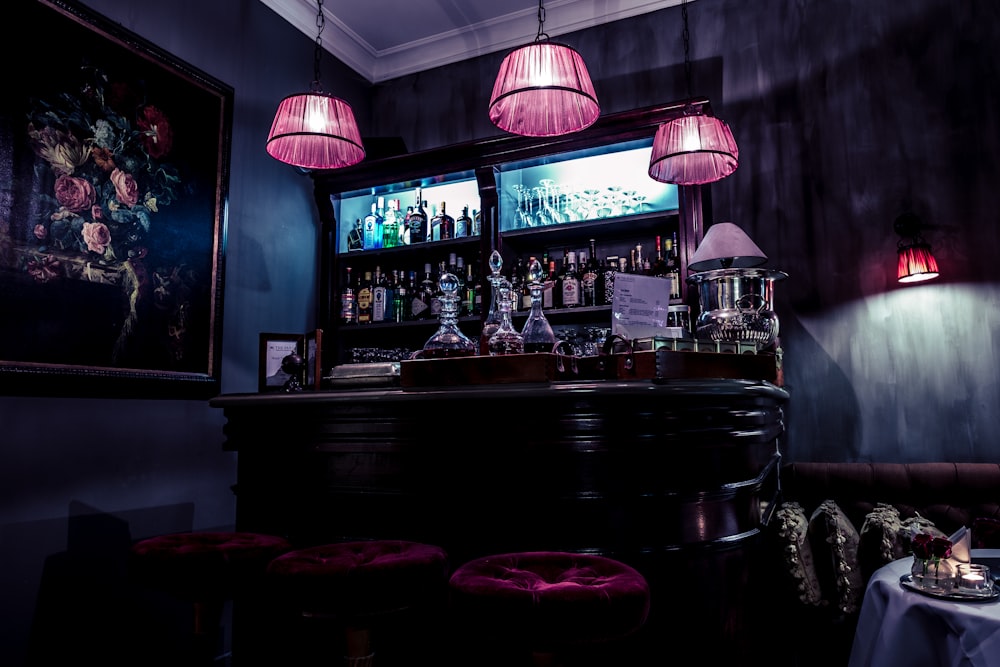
[488, 279, 524, 355]
[479, 249, 504, 355]
[421, 270, 477, 358]
[520, 257, 557, 353]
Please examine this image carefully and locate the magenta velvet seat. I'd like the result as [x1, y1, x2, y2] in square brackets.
[448, 551, 651, 665]
[266, 539, 449, 666]
[129, 531, 292, 663]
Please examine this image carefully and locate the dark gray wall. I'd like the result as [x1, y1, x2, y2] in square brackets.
[371, 0, 1000, 464]
[1, 0, 998, 664]
[0, 0, 369, 664]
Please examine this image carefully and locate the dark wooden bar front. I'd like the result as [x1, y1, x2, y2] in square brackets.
[210, 379, 789, 665]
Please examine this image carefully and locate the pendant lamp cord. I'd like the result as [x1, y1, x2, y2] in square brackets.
[312, 0, 325, 92]
[681, 0, 693, 97]
[535, 0, 550, 42]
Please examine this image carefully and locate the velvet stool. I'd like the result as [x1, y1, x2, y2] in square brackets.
[265, 540, 450, 667]
[129, 531, 292, 665]
[448, 551, 651, 667]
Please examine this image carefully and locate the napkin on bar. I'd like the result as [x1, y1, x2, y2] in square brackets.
[947, 525, 971, 566]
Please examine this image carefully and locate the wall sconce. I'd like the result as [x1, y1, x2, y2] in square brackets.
[266, 0, 365, 170]
[488, 0, 600, 137]
[894, 212, 940, 284]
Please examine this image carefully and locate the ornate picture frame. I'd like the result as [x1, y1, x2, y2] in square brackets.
[0, 0, 233, 399]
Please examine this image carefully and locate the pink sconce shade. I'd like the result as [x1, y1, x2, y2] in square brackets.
[489, 41, 600, 137]
[648, 111, 739, 185]
[266, 92, 365, 170]
[897, 243, 939, 283]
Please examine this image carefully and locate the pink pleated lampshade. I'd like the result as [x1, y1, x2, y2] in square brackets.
[266, 92, 365, 170]
[647, 112, 739, 185]
[489, 41, 600, 137]
[897, 243, 939, 283]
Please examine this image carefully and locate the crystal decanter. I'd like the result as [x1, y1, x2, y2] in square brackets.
[520, 257, 557, 353]
[479, 249, 504, 355]
[420, 271, 477, 358]
[488, 279, 524, 355]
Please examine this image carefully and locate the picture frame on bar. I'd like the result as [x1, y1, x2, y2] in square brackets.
[304, 329, 323, 390]
[0, 0, 233, 399]
[258, 333, 304, 393]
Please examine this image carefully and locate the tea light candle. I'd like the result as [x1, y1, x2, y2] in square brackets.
[957, 563, 993, 593]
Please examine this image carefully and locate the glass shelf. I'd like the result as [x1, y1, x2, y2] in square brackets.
[496, 139, 679, 234]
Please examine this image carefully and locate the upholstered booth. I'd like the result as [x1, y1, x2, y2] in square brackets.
[129, 531, 292, 665]
[265, 539, 450, 666]
[761, 462, 1000, 667]
[448, 551, 651, 666]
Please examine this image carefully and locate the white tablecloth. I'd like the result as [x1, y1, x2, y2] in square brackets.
[848, 549, 1000, 667]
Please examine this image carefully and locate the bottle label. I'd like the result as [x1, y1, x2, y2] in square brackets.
[411, 296, 429, 318]
[372, 286, 386, 322]
[562, 278, 580, 307]
[340, 294, 355, 323]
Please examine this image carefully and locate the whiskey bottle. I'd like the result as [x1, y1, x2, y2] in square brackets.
[667, 232, 681, 299]
[429, 261, 446, 317]
[413, 263, 435, 319]
[432, 202, 455, 241]
[600, 255, 619, 306]
[408, 189, 428, 244]
[356, 270, 374, 324]
[559, 250, 581, 308]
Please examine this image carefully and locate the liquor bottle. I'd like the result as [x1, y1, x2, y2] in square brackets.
[356, 270, 374, 324]
[581, 239, 600, 307]
[560, 250, 581, 308]
[509, 257, 525, 313]
[455, 205, 471, 238]
[363, 202, 383, 250]
[472, 208, 482, 236]
[520, 258, 557, 353]
[381, 199, 399, 249]
[347, 218, 364, 252]
[392, 270, 408, 323]
[600, 255, 619, 306]
[487, 279, 525, 356]
[400, 205, 413, 246]
[429, 261, 446, 317]
[340, 266, 356, 325]
[371, 266, 388, 323]
[413, 264, 435, 319]
[432, 202, 455, 241]
[462, 259, 476, 317]
[652, 235, 670, 278]
[667, 231, 682, 299]
[520, 257, 535, 311]
[469, 260, 483, 316]
[543, 259, 557, 309]
[408, 189, 428, 244]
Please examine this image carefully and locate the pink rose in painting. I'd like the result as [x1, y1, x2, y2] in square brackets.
[82, 221, 112, 254]
[110, 168, 139, 208]
[54, 175, 96, 212]
[91, 205, 103, 221]
[34, 224, 48, 240]
[27, 255, 61, 283]
[137, 105, 174, 159]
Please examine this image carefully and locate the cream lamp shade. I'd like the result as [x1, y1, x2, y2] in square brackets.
[688, 222, 768, 272]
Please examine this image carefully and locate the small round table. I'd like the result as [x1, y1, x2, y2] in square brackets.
[848, 549, 1000, 667]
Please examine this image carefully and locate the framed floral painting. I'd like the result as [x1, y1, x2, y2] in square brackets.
[0, 0, 232, 398]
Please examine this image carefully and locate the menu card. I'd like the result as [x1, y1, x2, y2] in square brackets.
[611, 273, 673, 340]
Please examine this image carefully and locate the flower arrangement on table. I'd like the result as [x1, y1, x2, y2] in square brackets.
[910, 533, 955, 589]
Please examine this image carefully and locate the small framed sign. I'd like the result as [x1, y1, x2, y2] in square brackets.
[258, 332, 303, 392]
[304, 329, 323, 390]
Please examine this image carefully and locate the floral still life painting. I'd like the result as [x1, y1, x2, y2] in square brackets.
[0, 0, 232, 398]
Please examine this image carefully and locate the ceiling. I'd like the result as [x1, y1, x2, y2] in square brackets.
[259, 0, 685, 84]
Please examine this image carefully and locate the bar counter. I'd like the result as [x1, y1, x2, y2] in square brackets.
[210, 378, 789, 663]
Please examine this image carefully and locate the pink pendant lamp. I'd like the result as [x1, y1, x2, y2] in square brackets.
[647, 1, 738, 186]
[489, 1, 600, 137]
[266, 0, 364, 170]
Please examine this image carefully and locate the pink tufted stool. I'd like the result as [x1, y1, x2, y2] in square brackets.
[129, 530, 292, 664]
[266, 539, 449, 666]
[448, 551, 651, 666]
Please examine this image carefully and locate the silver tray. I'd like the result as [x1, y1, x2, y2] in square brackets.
[899, 574, 1000, 602]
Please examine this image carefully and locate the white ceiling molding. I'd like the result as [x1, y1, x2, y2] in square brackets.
[260, 0, 685, 84]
